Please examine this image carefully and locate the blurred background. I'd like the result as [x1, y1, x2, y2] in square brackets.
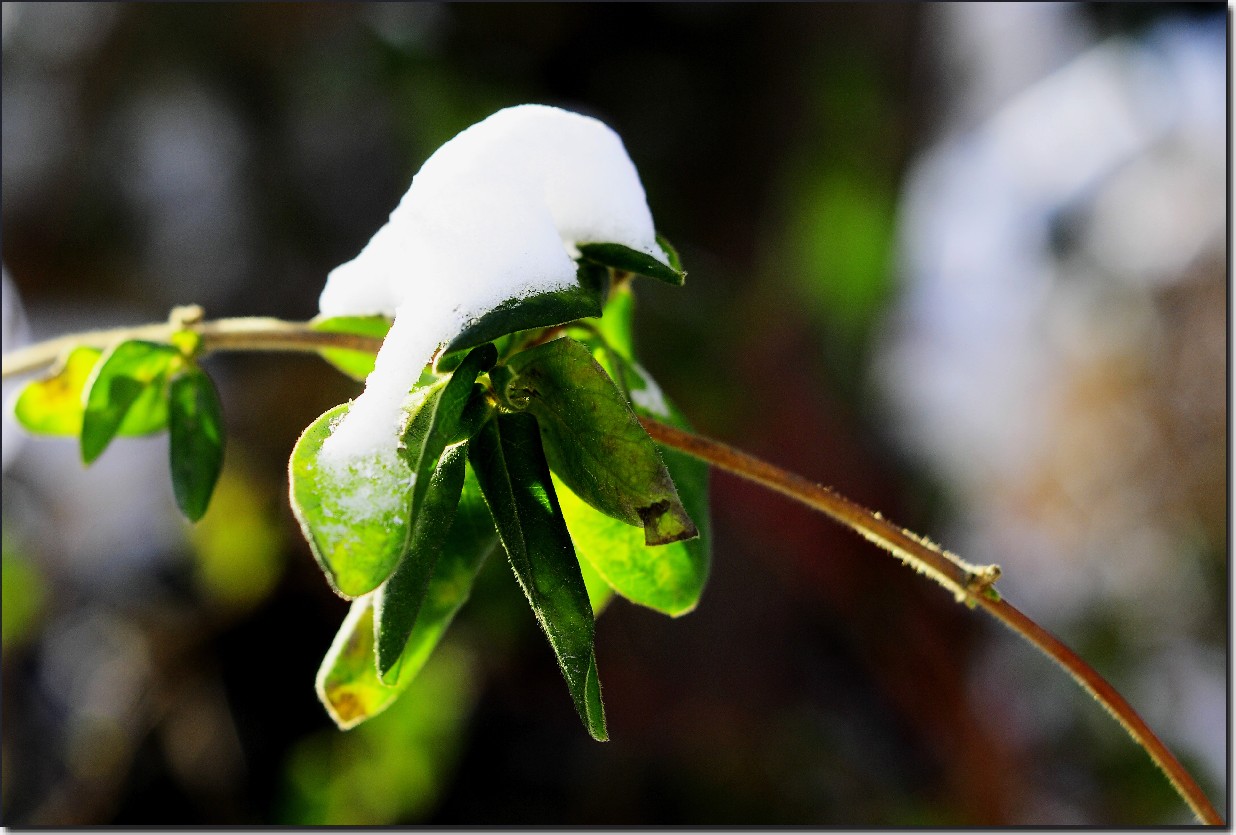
[1, 2, 1226, 825]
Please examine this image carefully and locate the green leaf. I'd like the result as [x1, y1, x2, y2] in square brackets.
[575, 545, 616, 616]
[468, 412, 607, 741]
[167, 366, 226, 522]
[375, 459, 499, 688]
[577, 241, 685, 286]
[502, 336, 696, 546]
[316, 596, 402, 730]
[13, 346, 103, 436]
[400, 344, 496, 538]
[80, 340, 181, 464]
[564, 289, 711, 616]
[655, 233, 683, 274]
[374, 444, 466, 682]
[439, 279, 602, 359]
[290, 392, 429, 599]
[311, 315, 392, 381]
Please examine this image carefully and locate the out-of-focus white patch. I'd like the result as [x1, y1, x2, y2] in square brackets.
[628, 362, 671, 418]
[2, 268, 30, 470]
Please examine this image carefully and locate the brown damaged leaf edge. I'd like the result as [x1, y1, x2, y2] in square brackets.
[637, 498, 698, 546]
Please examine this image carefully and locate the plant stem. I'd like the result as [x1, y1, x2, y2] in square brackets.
[1, 316, 1222, 824]
[2, 315, 384, 379]
[639, 416, 1223, 826]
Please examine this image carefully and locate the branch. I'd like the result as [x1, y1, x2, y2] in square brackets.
[0, 315, 1221, 824]
[2, 309, 384, 380]
[639, 417, 1223, 826]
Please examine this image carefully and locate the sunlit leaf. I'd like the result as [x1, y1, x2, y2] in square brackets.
[503, 336, 696, 546]
[80, 340, 181, 464]
[311, 315, 392, 381]
[13, 346, 102, 436]
[290, 391, 431, 599]
[564, 290, 711, 616]
[168, 366, 225, 522]
[468, 411, 607, 740]
[376, 460, 499, 688]
[316, 596, 401, 729]
[374, 445, 467, 681]
[577, 241, 685, 286]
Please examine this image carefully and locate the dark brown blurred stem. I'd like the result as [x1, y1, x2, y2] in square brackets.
[639, 416, 1223, 826]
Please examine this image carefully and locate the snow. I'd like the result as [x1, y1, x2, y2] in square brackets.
[316, 103, 669, 486]
[628, 361, 671, 418]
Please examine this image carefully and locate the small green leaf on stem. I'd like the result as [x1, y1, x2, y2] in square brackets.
[80, 340, 181, 464]
[468, 411, 607, 740]
[167, 366, 226, 522]
[577, 242, 685, 286]
[13, 346, 103, 436]
[311, 315, 393, 380]
[503, 336, 696, 546]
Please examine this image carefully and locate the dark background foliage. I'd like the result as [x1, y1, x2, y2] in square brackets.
[1, 3, 1225, 825]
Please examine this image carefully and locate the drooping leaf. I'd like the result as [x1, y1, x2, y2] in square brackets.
[316, 596, 402, 730]
[289, 389, 433, 599]
[374, 444, 467, 682]
[13, 346, 103, 436]
[399, 344, 496, 538]
[375, 459, 499, 688]
[577, 241, 685, 286]
[167, 366, 226, 522]
[468, 411, 606, 740]
[311, 315, 392, 381]
[563, 289, 711, 616]
[502, 336, 696, 546]
[80, 340, 182, 464]
[439, 271, 602, 360]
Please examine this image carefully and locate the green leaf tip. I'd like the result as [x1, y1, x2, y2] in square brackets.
[468, 411, 607, 740]
[374, 445, 467, 681]
[168, 366, 226, 522]
[577, 241, 685, 286]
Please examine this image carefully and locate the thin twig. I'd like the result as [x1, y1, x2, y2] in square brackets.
[639, 416, 1223, 826]
[1, 316, 384, 379]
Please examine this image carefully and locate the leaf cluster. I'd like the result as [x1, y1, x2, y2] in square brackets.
[295, 240, 709, 738]
[10, 240, 708, 740]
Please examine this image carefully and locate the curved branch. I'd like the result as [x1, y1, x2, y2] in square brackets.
[639, 416, 1223, 826]
[1, 315, 1221, 824]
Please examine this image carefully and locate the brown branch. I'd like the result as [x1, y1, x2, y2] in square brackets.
[640, 416, 1224, 827]
[2, 315, 1221, 824]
